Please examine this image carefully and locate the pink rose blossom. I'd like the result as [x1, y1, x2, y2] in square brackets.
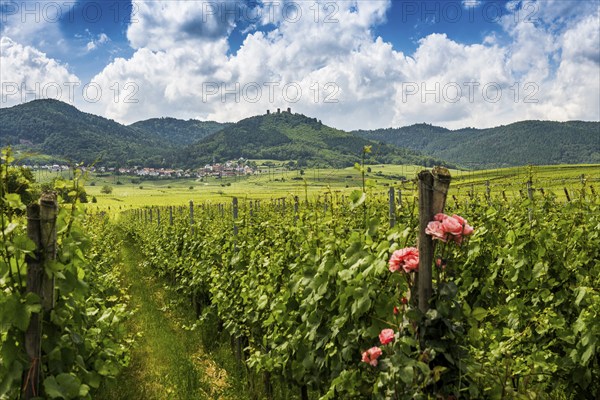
[452, 214, 474, 236]
[379, 329, 395, 345]
[426, 214, 474, 244]
[389, 247, 420, 273]
[441, 215, 463, 236]
[426, 221, 447, 241]
[361, 346, 383, 366]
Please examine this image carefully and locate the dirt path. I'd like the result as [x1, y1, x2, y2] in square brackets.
[97, 240, 232, 400]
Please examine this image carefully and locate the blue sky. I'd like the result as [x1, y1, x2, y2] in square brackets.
[1, 1, 599, 130]
[5, 0, 515, 80]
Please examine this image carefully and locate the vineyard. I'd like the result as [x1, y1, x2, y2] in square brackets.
[1, 150, 132, 399]
[123, 173, 599, 399]
[1, 153, 599, 399]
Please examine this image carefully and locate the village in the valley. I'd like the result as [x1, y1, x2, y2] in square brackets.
[20, 158, 260, 179]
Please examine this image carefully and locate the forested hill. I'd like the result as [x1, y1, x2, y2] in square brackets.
[354, 121, 600, 168]
[130, 118, 230, 146]
[0, 99, 173, 166]
[2, 99, 597, 169]
[1, 100, 445, 168]
[174, 111, 446, 168]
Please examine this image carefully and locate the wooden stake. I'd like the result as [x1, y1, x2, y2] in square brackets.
[39, 193, 57, 310]
[432, 167, 451, 216]
[388, 187, 395, 228]
[23, 204, 42, 400]
[189, 200, 194, 233]
[294, 196, 299, 222]
[23, 193, 58, 399]
[233, 197, 238, 237]
[417, 170, 434, 313]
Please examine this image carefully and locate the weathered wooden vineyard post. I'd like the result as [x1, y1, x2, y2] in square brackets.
[527, 179, 534, 222]
[149, 208, 153, 223]
[417, 170, 434, 313]
[189, 200, 194, 234]
[169, 206, 173, 225]
[388, 187, 395, 228]
[432, 168, 451, 216]
[564, 188, 571, 202]
[294, 196, 299, 222]
[417, 167, 450, 314]
[485, 180, 491, 204]
[40, 193, 57, 310]
[157, 208, 161, 227]
[23, 192, 58, 399]
[233, 197, 239, 238]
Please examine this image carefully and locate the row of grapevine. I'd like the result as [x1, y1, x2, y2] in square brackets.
[125, 178, 600, 399]
[1, 150, 133, 399]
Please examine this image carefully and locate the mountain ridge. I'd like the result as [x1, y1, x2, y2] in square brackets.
[129, 117, 231, 146]
[174, 112, 443, 168]
[353, 120, 600, 168]
[1, 99, 598, 169]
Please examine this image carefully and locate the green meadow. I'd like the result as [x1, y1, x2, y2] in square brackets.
[75, 163, 600, 210]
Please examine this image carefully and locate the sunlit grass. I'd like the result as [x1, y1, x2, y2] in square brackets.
[96, 240, 244, 400]
[78, 163, 600, 211]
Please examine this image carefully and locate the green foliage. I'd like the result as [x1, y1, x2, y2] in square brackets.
[0, 99, 174, 167]
[47, 176, 89, 204]
[130, 117, 229, 146]
[2, 100, 597, 171]
[101, 185, 113, 194]
[355, 121, 600, 169]
[171, 112, 452, 169]
[125, 184, 599, 399]
[0, 149, 133, 399]
[4, 165, 39, 207]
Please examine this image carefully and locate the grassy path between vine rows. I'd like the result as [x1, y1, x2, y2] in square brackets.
[97, 238, 239, 400]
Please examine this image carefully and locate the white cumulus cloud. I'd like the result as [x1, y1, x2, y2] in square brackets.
[1, 37, 80, 107]
[3, 0, 599, 131]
